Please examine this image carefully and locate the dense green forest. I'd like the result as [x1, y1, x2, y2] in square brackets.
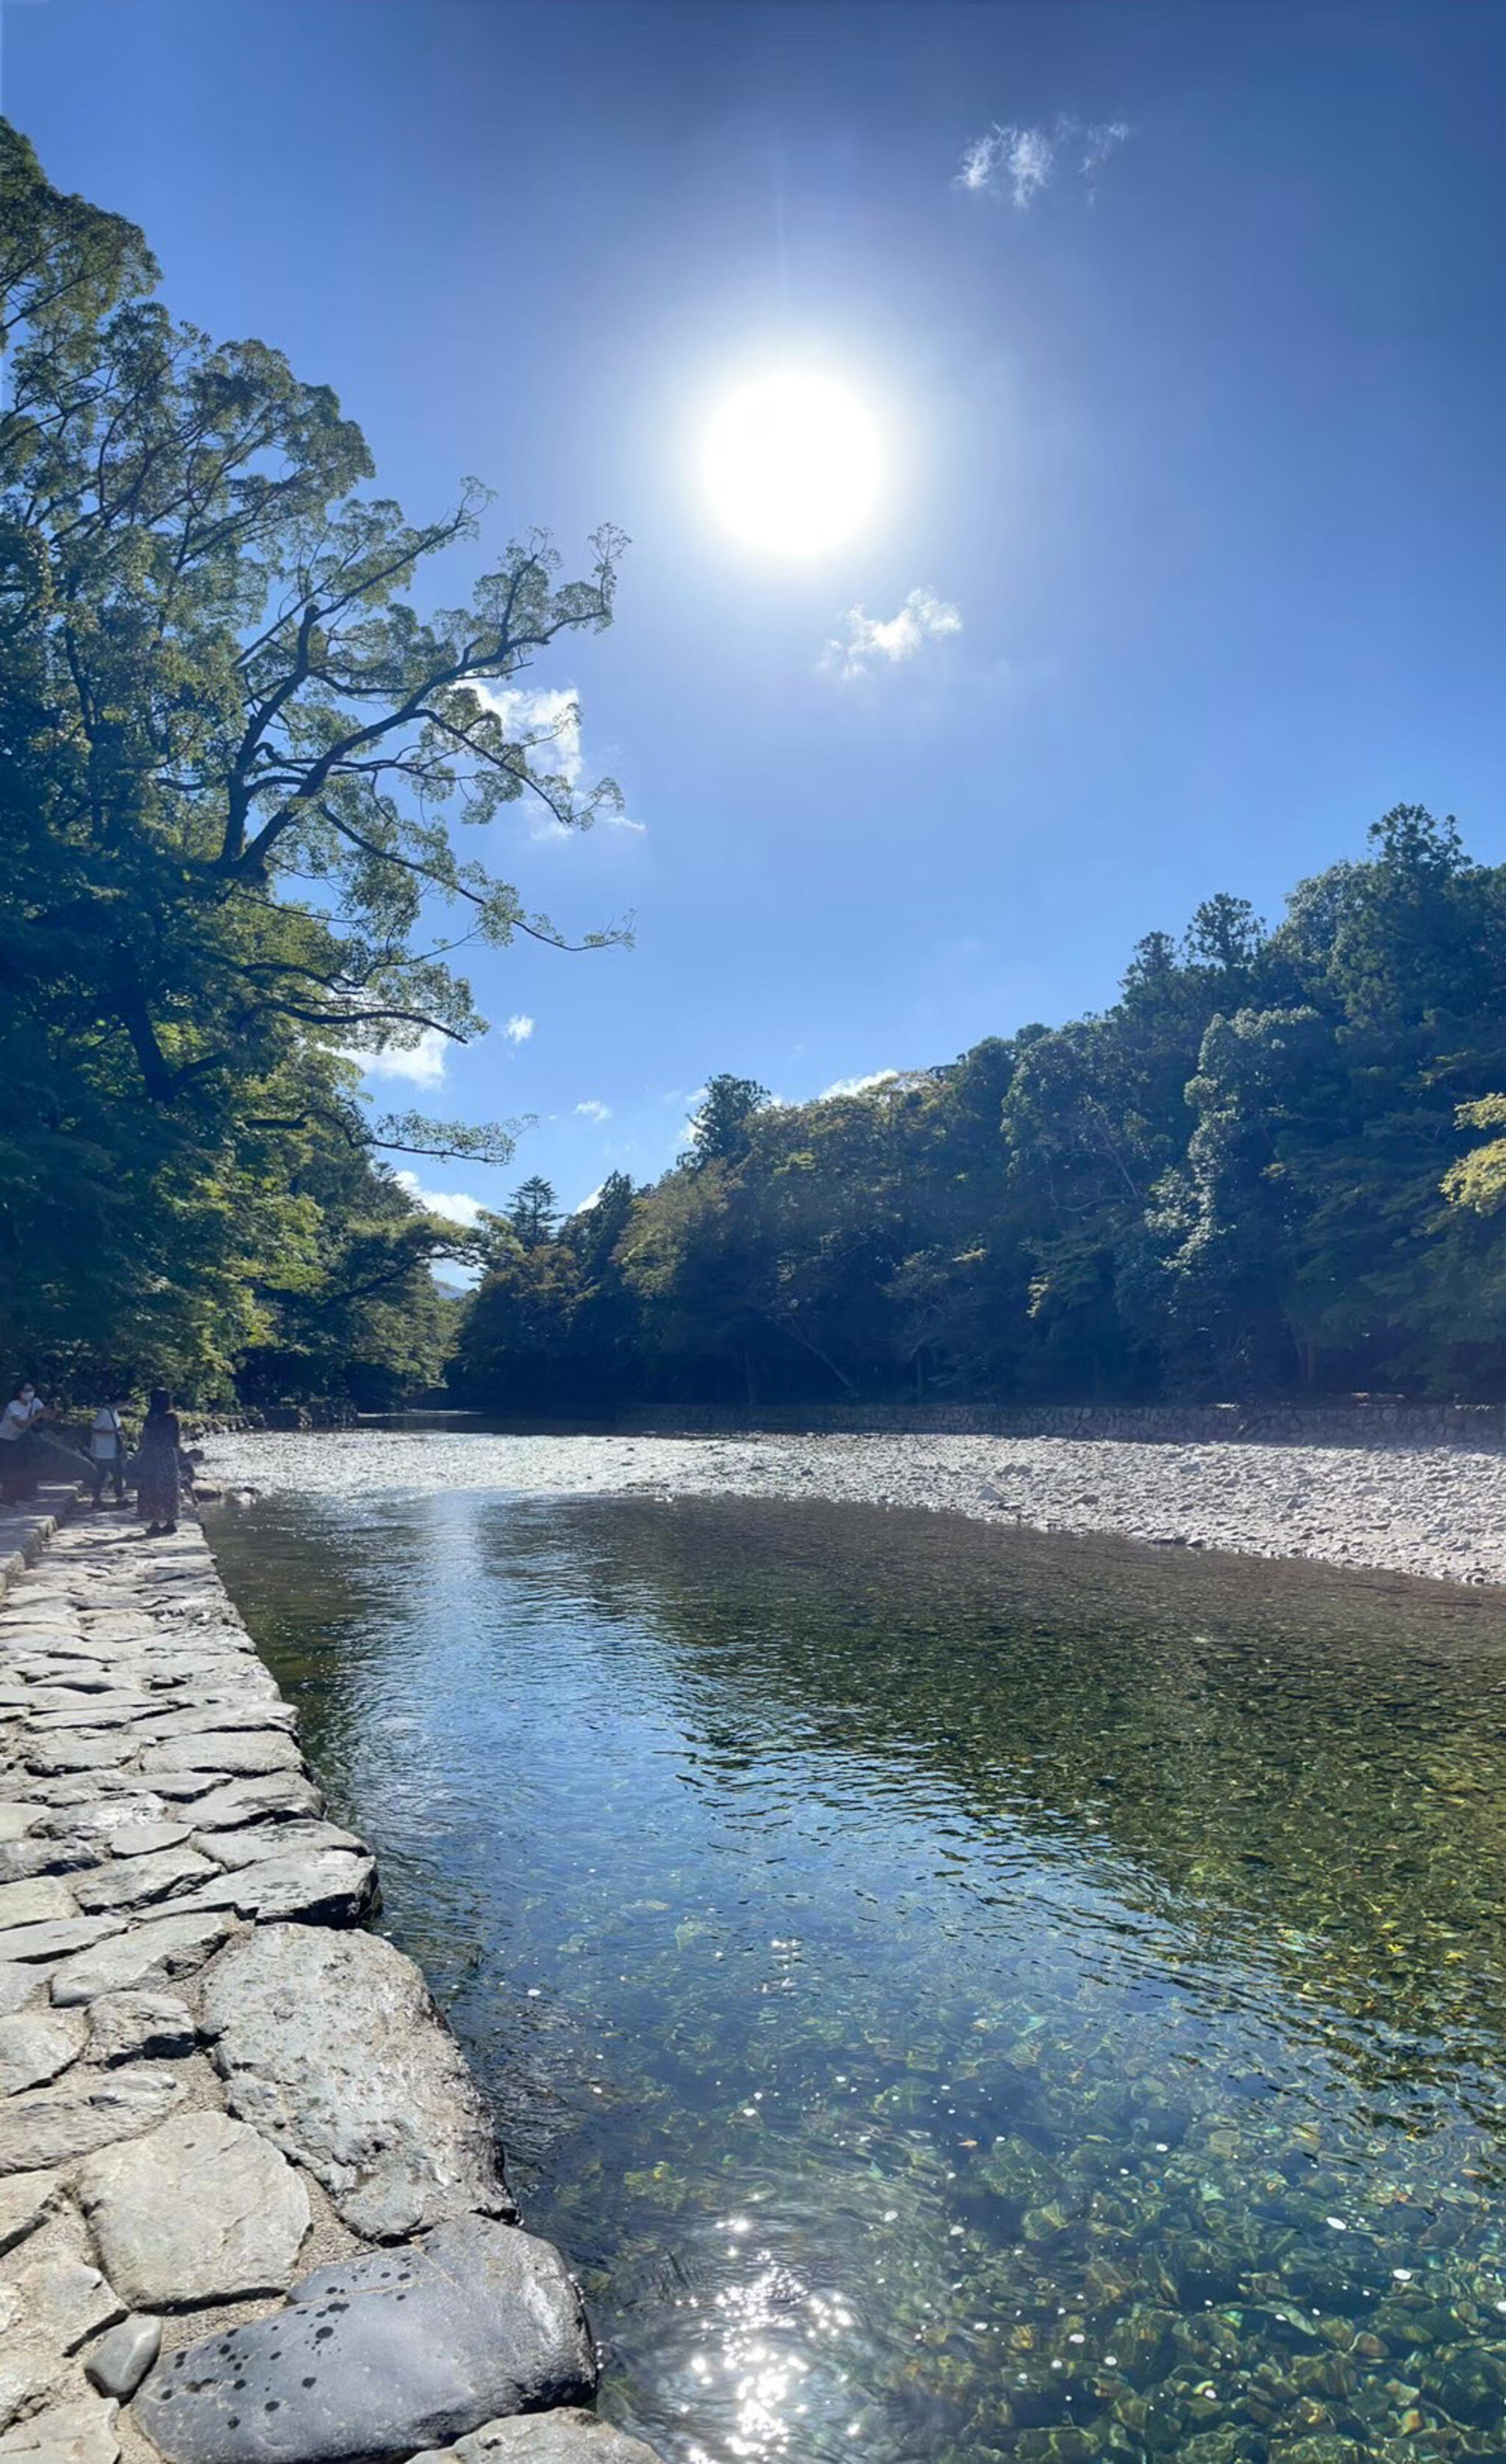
[454, 815, 1506, 1413]
[4, 122, 1503, 1418]
[0, 123, 623, 1411]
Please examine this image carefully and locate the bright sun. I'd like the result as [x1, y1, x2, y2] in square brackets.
[702, 372, 882, 556]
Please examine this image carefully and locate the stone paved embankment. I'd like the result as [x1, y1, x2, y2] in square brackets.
[0, 1507, 660, 2464]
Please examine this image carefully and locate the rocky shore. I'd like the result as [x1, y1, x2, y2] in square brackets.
[0, 1510, 660, 2464]
[200, 1424, 1506, 1588]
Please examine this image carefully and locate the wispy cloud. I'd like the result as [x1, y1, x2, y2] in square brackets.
[504, 1014, 535, 1045]
[956, 115, 1130, 210]
[818, 1070, 902, 1101]
[822, 588, 963, 682]
[574, 1099, 613, 1124]
[348, 1029, 449, 1088]
[394, 1170, 485, 1228]
[466, 680, 645, 840]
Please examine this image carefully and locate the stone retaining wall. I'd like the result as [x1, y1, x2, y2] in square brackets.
[621, 1399, 1506, 1449]
[0, 1511, 660, 2464]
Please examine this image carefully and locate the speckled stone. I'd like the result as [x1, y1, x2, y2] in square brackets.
[135, 2221, 596, 2464]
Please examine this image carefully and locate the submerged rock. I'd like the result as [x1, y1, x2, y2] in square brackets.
[133, 2220, 596, 2464]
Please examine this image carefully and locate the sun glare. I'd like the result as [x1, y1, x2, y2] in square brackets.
[702, 372, 882, 555]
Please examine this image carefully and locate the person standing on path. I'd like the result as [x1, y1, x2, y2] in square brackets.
[88, 1397, 129, 1508]
[135, 1388, 182, 1536]
[0, 1379, 52, 1501]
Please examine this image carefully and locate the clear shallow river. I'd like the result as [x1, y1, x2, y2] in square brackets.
[203, 1465, 1506, 2464]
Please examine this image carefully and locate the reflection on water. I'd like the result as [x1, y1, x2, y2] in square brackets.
[204, 1480, 1506, 2464]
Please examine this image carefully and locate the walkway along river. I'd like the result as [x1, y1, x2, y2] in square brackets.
[0, 1508, 662, 2464]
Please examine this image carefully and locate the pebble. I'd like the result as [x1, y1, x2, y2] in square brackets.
[83, 2313, 161, 2401]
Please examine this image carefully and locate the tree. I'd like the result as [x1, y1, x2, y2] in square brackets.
[507, 1176, 559, 1249]
[682, 1075, 770, 1171]
[0, 122, 627, 1397]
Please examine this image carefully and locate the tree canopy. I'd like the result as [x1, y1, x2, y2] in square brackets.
[453, 808, 1506, 1415]
[0, 122, 625, 1404]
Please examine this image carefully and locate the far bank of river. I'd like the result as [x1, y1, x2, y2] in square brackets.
[199, 1425, 1506, 1590]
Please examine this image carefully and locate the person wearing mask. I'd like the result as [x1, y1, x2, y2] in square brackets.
[89, 1398, 129, 1509]
[0, 1381, 52, 1502]
[134, 1388, 182, 1538]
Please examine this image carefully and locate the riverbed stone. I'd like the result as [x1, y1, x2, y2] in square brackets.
[0, 2068, 185, 2173]
[72, 1849, 216, 1915]
[139, 1734, 301, 1782]
[85, 2314, 161, 2401]
[77, 2110, 310, 2308]
[0, 2397, 121, 2464]
[0, 2007, 88, 2095]
[0, 2171, 63, 2255]
[410, 2416, 664, 2464]
[88, 1991, 195, 2067]
[49, 1909, 233, 2006]
[201, 1924, 511, 2238]
[134, 2220, 596, 2464]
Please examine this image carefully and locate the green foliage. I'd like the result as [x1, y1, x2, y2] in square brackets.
[455, 807, 1506, 1413]
[0, 123, 624, 1404]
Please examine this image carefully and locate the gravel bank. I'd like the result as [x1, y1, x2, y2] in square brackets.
[199, 1426, 1506, 1588]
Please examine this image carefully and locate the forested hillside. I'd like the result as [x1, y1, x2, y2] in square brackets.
[0, 123, 621, 1409]
[454, 810, 1506, 1413]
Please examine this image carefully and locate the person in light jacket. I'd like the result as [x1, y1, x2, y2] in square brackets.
[89, 1398, 129, 1508]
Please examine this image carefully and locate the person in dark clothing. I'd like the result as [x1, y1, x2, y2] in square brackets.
[135, 1388, 181, 1535]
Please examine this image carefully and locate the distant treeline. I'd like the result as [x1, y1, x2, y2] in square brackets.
[453, 807, 1506, 1413]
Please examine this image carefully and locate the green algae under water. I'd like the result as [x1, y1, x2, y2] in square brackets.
[204, 1485, 1506, 2464]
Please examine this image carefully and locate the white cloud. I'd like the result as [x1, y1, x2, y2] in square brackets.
[822, 588, 963, 682]
[504, 1014, 535, 1045]
[574, 1099, 613, 1124]
[955, 115, 1130, 209]
[341, 1028, 448, 1088]
[393, 1170, 484, 1228]
[465, 679, 645, 840]
[818, 1070, 902, 1101]
[571, 1183, 606, 1217]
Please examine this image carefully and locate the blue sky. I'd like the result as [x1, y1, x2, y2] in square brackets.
[8, 0, 1505, 1224]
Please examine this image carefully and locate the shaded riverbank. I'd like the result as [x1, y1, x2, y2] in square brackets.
[200, 1426, 1506, 1588]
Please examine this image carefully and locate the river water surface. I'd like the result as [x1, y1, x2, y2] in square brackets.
[203, 1446, 1506, 2464]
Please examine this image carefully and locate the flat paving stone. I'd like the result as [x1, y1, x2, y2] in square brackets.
[24, 1740, 135, 1778]
[0, 1809, 45, 1845]
[49, 1910, 232, 2007]
[0, 1965, 42, 2018]
[0, 1880, 79, 1932]
[135, 2219, 596, 2464]
[175, 1850, 376, 1927]
[174, 1775, 322, 1832]
[410, 2416, 663, 2464]
[0, 2352, 71, 2441]
[0, 2396, 121, 2464]
[190, 1821, 364, 1872]
[88, 1991, 195, 2068]
[201, 1924, 510, 2239]
[0, 2171, 63, 2256]
[138, 1734, 302, 1782]
[72, 1849, 216, 1915]
[0, 2068, 185, 2173]
[0, 1916, 122, 1966]
[78, 2110, 310, 2308]
[4, 2248, 124, 2351]
[0, 2007, 88, 2096]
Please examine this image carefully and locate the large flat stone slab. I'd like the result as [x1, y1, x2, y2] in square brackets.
[0, 1879, 79, 1930]
[0, 1915, 122, 1966]
[0, 2068, 185, 2174]
[170, 1776, 322, 1832]
[174, 1850, 376, 1927]
[201, 1925, 510, 2240]
[0, 2171, 63, 2257]
[72, 1849, 216, 1915]
[88, 1991, 195, 2068]
[4, 2247, 124, 2351]
[0, 2398, 120, 2464]
[138, 1735, 301, 1782]
[0, 2007, 87, 2095]
[134, 2220, 596, 2464]
[49, 1910, 233, 2007]
[411, 2417, 663, 2464]
[78, 2110, 310, 2308]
